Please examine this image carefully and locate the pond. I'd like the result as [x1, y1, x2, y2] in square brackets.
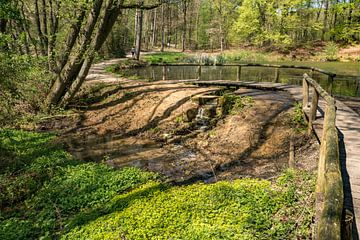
[123, 61, 360, 97]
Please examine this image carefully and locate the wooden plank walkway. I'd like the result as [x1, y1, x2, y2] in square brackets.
[189, 80, 360, 238]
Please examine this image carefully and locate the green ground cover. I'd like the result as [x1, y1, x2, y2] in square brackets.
[0, 129, 316, 239]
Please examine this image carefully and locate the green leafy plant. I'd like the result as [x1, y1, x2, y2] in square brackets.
[323, 42, 339, 61]
[291, 102, 307, 132]
[219, 94, 254, 115]
[215, 54, 227, 65]
[175, 116, 184, 124]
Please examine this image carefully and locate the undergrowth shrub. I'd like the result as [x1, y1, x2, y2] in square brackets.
[0, 54, 51, 125]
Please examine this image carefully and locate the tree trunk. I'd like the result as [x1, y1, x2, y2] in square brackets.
[48, 0, 59, 71]
[45, 0, 104, 108]
[181, 0, 187, 52]
[161, 3, 165, 52]
[151, 9, 157, 48]
[59, 1, 124, 107]
[34, 0, 46, 55]
[41, 0, 49, 51]
[57, 10, 87, 72]
[135, 8, 143, 60]
[321, 0, 329, 41]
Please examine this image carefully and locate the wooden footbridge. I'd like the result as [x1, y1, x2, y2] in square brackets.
[156, 63, 360, 239]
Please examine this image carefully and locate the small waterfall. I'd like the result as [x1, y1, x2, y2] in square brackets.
[195, 100, 217, 131]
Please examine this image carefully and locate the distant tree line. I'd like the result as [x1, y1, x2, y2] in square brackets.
[116, 0, 360, 53]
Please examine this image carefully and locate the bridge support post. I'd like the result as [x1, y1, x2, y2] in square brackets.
[274, 67, 280, 83]
[303, 78, 309, 108]
[308, 89, 319, 135]
[197, 65, 202, 80]
[162, 66, 167, 81]
[237, 66, 241, 81]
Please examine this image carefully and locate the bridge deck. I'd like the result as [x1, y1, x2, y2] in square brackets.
[189, 80, 360, 237]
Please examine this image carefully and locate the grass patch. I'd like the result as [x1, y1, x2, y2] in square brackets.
[143, 52, 187, 64]
[0, 129, 315, 239]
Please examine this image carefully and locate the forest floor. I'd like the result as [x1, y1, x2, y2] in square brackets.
[39, 59, 319, 183]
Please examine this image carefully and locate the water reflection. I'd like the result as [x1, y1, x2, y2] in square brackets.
[124, 65, 360, 97]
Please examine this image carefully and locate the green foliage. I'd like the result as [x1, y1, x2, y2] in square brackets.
[175, 116, 184, 124]
[0, 129, 157, 239]
[0, 54, 51, 125]
[0, 129, 316, 239]
[64, 169, 315, 240]
[215, 54, 227, 65]
[291, 102, 307, 131]
[219, 94, 254, 115]
[143, 52, 187, 64]
[323, 42, 339, 61]
[225, 51, 268, 62]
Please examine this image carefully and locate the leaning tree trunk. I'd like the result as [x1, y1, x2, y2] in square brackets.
[59, 1, 124, 107]
[45, 0, 104, 108]
[59, 0, 164, 107]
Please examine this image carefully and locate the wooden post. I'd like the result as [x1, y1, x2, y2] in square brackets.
[355, 78, 359, 97]
[328, 75, 334, 96]
[316, 101, 343, 240]
[197, 65, 202, 80]
[289, 138, 295, 168]
[274, 67, 280, 83]
[237, 66, 241, 81]
[303, 78, 309, 108]
[162, 65, 166, 81]
[308, 89, 319, 135]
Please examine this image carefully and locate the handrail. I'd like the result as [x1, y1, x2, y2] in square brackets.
[303, 73, 343, 240]
[150, 62, 337, 78]
[154, 63, 337, 94]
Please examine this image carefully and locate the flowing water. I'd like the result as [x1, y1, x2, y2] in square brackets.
[123, 61, 360, 97]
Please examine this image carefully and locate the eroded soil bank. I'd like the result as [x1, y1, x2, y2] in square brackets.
[40, 61, 319, 183]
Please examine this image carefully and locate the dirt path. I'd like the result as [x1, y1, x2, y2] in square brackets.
[42, 59, 319, 183]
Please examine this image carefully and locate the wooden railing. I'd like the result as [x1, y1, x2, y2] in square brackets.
[303, 73, 344, 239]
[152, 63, 337, 94]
